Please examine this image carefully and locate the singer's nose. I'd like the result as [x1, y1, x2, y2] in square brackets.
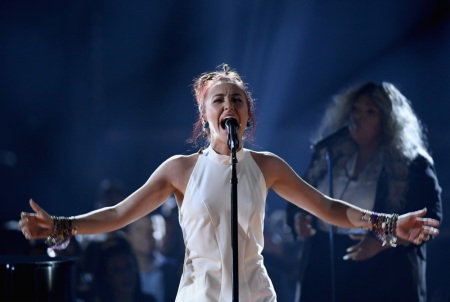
[225, 104, 235, 111]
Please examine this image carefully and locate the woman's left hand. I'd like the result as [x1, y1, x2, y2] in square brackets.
[396, 208, 440, 245]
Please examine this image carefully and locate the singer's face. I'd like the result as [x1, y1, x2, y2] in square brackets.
[203, 81, 249, 153]
[349, 95, 382, 148]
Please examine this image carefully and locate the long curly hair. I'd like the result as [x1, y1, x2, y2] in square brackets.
[306, 81, 431, 211]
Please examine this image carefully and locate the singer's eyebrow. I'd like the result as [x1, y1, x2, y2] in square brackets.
[212, 92, 245, 98]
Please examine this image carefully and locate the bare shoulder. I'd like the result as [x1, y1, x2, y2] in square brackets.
[165, 152, 200, 169]
[248, 150, 288, 175]
[161, 152, 200, 181]
[248, 149, 296, 188]
[161, 152, 200, 195]
[248, 149, 286, 168]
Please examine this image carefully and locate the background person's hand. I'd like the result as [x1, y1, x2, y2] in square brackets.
[18, 199, 53, 239]
[294, 212, 316, 239]
[396, 208, 440, 245]
[343, 235, 388, 261]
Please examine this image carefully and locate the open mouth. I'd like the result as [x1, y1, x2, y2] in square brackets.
[220, 117, 239, 130]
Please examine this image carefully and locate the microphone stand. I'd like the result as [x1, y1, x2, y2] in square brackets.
[311, 129, 346, 302]
[325, 147, 336, 302]
[230, 144, 239, 302]
[225, 119, 240, 302]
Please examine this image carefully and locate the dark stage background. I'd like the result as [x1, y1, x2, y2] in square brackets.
[1, 0, 449, 299]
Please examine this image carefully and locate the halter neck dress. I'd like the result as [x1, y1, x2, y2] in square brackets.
[176, 145, 277, 302]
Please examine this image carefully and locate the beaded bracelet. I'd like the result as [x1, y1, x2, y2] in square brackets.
[361, 211, 398, 247]
[45, 216, 77, 250]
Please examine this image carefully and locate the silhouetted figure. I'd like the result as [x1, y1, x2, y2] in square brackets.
[124, 213, 179, 302]
[80, 236, 156, 302]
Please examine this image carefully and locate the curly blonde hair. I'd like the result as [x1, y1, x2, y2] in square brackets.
[306, 81, 431, 211]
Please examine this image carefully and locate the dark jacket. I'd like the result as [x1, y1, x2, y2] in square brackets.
[286, 152, 442, 302]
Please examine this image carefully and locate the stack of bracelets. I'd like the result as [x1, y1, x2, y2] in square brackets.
[362, 211, 399, 247]
[45, 216, 78, 250]
[44, 212, 398, 249]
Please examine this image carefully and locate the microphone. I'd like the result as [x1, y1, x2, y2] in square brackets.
[311, 124, 349, 151]
[224, 118, 240, 151]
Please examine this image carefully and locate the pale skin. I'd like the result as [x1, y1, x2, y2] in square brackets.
[19, 82, 440, 249]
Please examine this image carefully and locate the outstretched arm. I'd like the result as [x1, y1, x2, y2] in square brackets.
[253, 151, 440, 245]
[18, 154, 189, 240]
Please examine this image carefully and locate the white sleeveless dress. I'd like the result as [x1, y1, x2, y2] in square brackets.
[176, 146, 277, 302]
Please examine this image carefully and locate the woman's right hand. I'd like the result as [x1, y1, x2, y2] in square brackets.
[18, 199, 53, 240]
[396, 208, 440, 245]
[294, 212, 316, 239]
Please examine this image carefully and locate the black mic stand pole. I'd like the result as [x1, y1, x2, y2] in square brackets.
[325, 146, 336, 302]
[226, 120, 240, 302]
[311, 126, 349, 302]
[230, 144, 239, 302]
